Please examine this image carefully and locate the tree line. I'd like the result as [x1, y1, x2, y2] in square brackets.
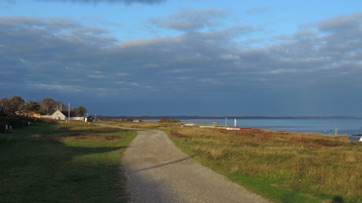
[0, 96, 87, 117]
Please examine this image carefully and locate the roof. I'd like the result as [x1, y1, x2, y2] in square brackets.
[51, 110, 76, 118]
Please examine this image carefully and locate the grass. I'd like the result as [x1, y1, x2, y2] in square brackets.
[2, 119, 361, 203]
[0, 121, 136, 202]
[167, 126, 362, 203]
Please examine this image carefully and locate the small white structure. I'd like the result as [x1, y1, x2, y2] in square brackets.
[183, 123, 195, 127]
[226, 127, 240, 131]
[51, 110, 67, 120]
[41, 110, 84, 121]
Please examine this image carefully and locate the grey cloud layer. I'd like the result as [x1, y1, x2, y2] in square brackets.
[1, 12, 362, 115]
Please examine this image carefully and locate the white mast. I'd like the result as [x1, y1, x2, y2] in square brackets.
[68, 103, 70, 122]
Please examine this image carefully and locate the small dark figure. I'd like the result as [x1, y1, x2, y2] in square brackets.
[331, 196, 344, 203]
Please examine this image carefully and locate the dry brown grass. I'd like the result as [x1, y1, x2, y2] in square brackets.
[167, 126, 362, 202]
[99, 120, 361, 202]
[101, 119, 173, 129]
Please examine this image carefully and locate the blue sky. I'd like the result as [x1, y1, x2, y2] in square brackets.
[1, 0, 362, 116]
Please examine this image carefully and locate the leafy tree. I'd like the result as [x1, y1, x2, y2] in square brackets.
[74, 106, 87, 117]
[1, 96, 87, 117]
[9, 96, 25, 113]
[40, 98, 64, 115]
[23, 101, 41, 113]
[0, 98, 11, 113]
[55, 102, 66, 112]
[40, 98, 55, 115]
[159, 117, 181, 123]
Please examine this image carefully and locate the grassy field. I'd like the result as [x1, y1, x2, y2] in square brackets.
[166, 126, 362, 203]
[0, 121, 136, 202]
[100, 120, 362, 202]
[2, 119, 361, 203]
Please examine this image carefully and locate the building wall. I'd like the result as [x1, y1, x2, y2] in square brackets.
[51, 110, 66, 120]
[41, 110, 85, 121]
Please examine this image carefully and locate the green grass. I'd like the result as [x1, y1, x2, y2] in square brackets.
[0, 121, 136, 202]
[167, 127, 362, 203]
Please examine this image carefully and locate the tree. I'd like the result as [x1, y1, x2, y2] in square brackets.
[159, 117, 181, 123]
[0, 98, 11, 113]
[23, 101, 41, 113]
[74, 106, 87, 117]
[1, 96, 87, 117]
[9, 96, 25, 113]
[40, 98, 63, 115]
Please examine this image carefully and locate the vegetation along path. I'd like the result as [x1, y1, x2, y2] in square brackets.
[121, 128, 270, 203]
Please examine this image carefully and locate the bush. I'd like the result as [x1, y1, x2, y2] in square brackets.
[0, 115, 39, 128]
[159, 117, 181, 123]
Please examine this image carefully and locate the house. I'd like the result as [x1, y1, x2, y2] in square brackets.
[50, 110, 68, 120]
[41, 110, 84, 121]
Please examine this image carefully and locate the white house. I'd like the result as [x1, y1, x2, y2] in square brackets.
[41, 110, 84, 121]
[51, 110, 67, 120]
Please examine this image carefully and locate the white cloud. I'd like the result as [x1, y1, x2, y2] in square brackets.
[31, 83, 82, 92]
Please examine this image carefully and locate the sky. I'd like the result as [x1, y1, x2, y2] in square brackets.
[1, 0, 362, 116]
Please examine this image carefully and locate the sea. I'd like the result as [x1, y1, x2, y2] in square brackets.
[178, 118, 362, 135]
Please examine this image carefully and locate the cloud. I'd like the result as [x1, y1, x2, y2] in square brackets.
[36, 0, 166, 4]
[150, 9, 227, 32]
[317, 13, 362, 33]
[31, 83, 82, 92]
[220, 54, 240, 60]
[1, 13, 362, 115]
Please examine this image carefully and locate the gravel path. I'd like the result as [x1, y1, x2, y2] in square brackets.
[121, 129, 270, 203]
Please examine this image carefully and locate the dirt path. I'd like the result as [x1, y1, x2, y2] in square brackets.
[121, 128, 270, 203]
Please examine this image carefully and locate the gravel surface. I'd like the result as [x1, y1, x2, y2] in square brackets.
[121, 129, 271, 203]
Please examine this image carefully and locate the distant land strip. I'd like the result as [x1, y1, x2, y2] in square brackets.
[99, 115, 362, 120]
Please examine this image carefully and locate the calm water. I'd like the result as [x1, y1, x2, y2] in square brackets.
[179, 118, 362, 135]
